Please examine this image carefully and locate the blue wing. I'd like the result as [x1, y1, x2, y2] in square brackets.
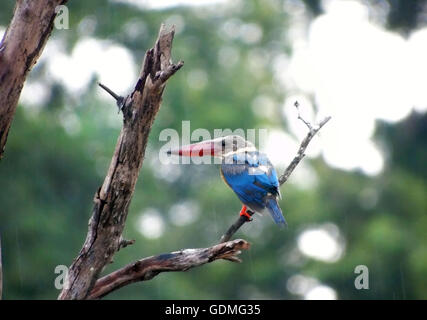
[221, 151, 286, 225]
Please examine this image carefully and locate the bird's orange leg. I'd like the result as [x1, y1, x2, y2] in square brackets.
[239, 205, 253, 221]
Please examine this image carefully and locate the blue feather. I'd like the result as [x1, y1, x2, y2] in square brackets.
[266, 197, 287, 227]
[221, 151, 286, 226]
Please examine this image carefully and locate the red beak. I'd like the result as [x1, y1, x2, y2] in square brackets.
[168, 141, 216, 157]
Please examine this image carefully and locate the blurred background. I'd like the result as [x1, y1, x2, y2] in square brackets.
[1, 0, 426, 299]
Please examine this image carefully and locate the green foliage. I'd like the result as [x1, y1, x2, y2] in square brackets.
[0, 0, 426, 299]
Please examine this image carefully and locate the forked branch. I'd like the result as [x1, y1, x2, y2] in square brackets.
[91, 101, 330, 299]
[60, 23, 328, 300]
[58, 24, 183, 300]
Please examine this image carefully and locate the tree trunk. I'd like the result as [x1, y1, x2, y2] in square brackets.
[0, 0, 66, 159]
[58, 25, 183, 300]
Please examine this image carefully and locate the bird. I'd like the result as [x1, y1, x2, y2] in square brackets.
[168, 135, 287, 226]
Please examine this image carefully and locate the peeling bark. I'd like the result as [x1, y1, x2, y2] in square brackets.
[0, 0, 331, 302]
[58, 25, 183, 300]
[88, 239, 250, 299]
[0, 0, 67, 159]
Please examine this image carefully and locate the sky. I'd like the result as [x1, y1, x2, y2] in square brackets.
[281, 0, 427, 176]
[112, 0, 229, 10]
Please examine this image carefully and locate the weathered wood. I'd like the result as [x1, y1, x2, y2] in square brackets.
[88, 239, 250, 299]
[0, 0, 67, 158]
[58, 25, 183, 300]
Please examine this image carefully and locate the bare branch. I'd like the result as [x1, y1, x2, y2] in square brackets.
[219, 109, 331, 243]
[88, 239, 250, 300]
[294, 101, 313, 131]
[98, 82, 125, 112]
[0, 0, 68, 159]
[154, 60, 184, 83]
[279, 115, 331, 185]
[220, 215, 252, 243]
[57, 24, 327, 299]
[58, 24, 183, 300]
[118, 237, 135, 251]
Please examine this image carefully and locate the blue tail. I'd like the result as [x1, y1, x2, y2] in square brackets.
[266, 198, 287, 227]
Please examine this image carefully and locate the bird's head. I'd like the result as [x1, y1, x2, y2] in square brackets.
[167, 135, 256, 158]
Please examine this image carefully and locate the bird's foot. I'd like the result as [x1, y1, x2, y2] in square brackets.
[239, 205, 253, 221]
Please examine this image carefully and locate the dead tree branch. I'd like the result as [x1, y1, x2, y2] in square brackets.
[1, 2, 328, 301]
[58, 24, 184, 300]
[54, 22, 328, 299]
[0, 0, 67, 159]
[90, 104, 329, 297]
[220, 107, 331, 243]
[88, 239, 250, 299]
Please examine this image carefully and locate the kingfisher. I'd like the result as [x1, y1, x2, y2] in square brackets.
[168, 135, 287, 226]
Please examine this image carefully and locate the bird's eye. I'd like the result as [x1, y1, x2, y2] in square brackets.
[222, 139, 226, 148]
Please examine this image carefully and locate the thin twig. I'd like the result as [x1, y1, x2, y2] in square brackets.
[118, 237, 135, 251]
[98, 82, 122, 102]
[98, 82, 125, 112]
[220, 213, 253, 243]
[279, 115, 331, 185]
[219, 109, 331, 243]
[294, 100, 313, 131]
